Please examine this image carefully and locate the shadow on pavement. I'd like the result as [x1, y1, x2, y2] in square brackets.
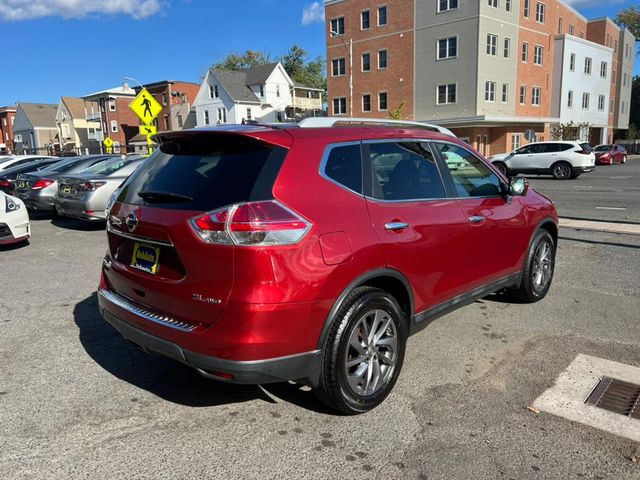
[51, 216, 106, 231]
[0, 239, 30, 251]
[73, 293, 330, 412]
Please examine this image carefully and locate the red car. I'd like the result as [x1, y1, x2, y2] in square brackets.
[594, 144, 628, 165]
[98, 120, 558, 414]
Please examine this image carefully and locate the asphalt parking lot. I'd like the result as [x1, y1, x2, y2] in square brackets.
[1, 161, 639, 479]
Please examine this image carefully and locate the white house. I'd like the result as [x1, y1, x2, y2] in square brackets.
[194, 62, 323, 126]
[551, 35, 614, 143]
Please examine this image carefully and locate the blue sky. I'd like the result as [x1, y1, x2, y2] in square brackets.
[0, 0, 637, 107]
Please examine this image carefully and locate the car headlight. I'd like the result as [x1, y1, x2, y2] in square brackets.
[5, 199, 21, 213]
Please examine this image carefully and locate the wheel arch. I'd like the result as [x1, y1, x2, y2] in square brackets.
[316, 268, 414, 350]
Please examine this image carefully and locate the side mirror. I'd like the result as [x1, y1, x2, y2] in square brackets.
[509, 177, 528, 196]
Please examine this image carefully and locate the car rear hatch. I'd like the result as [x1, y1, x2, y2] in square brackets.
[104, 128, 293, 327]
[14, 173, 39, 196]
[57, 176, 89, 199]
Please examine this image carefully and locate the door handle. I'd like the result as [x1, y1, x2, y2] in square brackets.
[384, 222, 410, 231]
[468, 215, 485, 224]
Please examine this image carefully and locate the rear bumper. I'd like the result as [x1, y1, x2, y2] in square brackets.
[98, 288, 322, 385]
[55, 197, 106, 221]
[572, 166, 594, 174]
[18, 191, 55, 211]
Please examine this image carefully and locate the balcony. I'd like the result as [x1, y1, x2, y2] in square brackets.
[86, 111, 101, 121]
[88, 130, 104, 141]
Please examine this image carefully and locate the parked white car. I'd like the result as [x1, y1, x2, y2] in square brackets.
[0, 155, 58, 173]
[490, 141, 596, 180]
[0, 192, 30, 245]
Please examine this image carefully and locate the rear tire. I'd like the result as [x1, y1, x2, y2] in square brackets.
[509, 230, 556, 303]
[315, 287, 407, 414]
[622, 155, 627, 164]
[551, 161, 572, 180]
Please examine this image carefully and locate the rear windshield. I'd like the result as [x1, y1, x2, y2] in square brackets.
[594, 145, 612, 152]
[579, 143, 593, 152]
[82, 158, 139, 176]
[119, 135, 287, 211]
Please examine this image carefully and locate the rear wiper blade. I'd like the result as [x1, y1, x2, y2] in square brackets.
[138, 190, 194, 202]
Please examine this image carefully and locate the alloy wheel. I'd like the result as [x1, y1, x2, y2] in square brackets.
[344, 309, 398, 397]
[532, 239, 553, 292]
[553, 163, 571, 179]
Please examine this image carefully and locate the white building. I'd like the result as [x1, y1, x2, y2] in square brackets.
[551, 35, 614, 143]
[194, 62, 323, 126]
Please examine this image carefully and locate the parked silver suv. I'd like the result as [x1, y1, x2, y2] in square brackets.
[490, 141, 595, 180]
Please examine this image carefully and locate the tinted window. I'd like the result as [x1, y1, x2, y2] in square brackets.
[369, 142, 445, 200]
[324, 144, 362, 193]
[41, 156, 109, 173]
[539, 143, 562, 153]
[82, 158, 139, 176]
[515, 144, 542, 154]
[594, 144, 612, 152]
[120, 135, 286, 211]
[579, 143, 593, 152]
[434, 143, 502, 197]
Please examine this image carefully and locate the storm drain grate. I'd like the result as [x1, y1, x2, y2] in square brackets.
[585, 376, 640, 420]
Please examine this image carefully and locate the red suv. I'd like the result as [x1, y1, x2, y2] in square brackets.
[98, 120, 558, 414]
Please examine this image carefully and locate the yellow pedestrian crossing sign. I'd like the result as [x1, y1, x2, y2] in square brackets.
[129, 88, 162, 125]
[139, 125, 157, 136]
[103, 137, 113, 148]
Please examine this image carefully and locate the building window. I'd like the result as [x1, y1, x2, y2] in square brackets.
[512, 134, 521, 150]
[110, 120, 118, 132]
[361, 10, 370, 29]
[531, 87, 541, 106]
[378, 6, 387, 26]
[203, 110, 210, 125]
[501, 83, 508, 103]
[379, 92, 388, 111]
[378, 49, 388, 69]
[217, 108, 227, 123]
[612, 70, 616, 84]
[330, 17, 345, 36]
[362, 94, 371, 112]
[523, 0, 530, 17]
[597, 95, 605, 111]
[558, 17, 563, 34]
[486, 34, 497, 56]
[614, 40, 618, 53]
[584, 57, 592, 75]
[582, 92, 589, 109]
[488, 0, 498, 8]
[333, 97, 347, 115]
[568, 90, 573, 108]
[535, 2, 545, 23]
[610, 99, 614, 113]
[569, 24, 574, 35]
[214, 85, 219, 98]
[623, 72, 628, 87]
[332, 58, 346, 76]
[246, 108, 252, 121]
[506, 0, 511, 11]
[485, 81, 496, 102]
[600, 61, 607, 78]
[209, 85, 214, 99]
[108, 99, 116, 111]
[521, 42, 529, 62]
[177, 114, 183, 128]
[437, 36, 457, 59]
[438, 0, 458, 11]
[519, 85, 527, 104]
[504, 38, 511, 58]
[276, 85, 280, 97]
[437, 83, 457, 104]
[534, 45, 543, 65]
[162, 94, 167, 106]
[361, 52, 371, 71]
[569, 53, 575, 71]
[259, 85, 264, 97]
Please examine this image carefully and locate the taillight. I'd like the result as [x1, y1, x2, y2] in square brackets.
[190, 200, 311, 246]
[32, 179, 54, 190]
[79, 181, 106, 191]
[0, 179, 9, 188]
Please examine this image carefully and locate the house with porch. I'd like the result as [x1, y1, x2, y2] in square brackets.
[55, 97, 101, 154]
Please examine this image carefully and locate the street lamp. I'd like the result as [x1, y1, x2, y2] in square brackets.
[330, 30, 353, 117]
[123, 76, 144, 89]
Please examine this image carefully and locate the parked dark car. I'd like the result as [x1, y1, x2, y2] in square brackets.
[99, 121, 558, 414]
[14, 155, 119, 211]
[0, 158, 64, 194]
[594, 144, 627, 165]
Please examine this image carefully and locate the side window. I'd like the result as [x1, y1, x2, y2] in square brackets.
[369, 142, 445, 201]
[559, 143, 574, 151]
[434, 143, 503, 198]
[324, 144, 362, 193]
[539, 143, 558, 153]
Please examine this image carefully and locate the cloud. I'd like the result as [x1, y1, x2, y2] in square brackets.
[301, 1, 324, 26]
[0, 0, 166, 21]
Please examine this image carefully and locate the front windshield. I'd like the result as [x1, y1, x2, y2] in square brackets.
[594, 145, 612, 152]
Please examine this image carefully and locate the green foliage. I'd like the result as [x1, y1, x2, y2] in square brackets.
[551, 121, 591, 141]
[213, 45, 326, 91]
[614, 7, 640, 55]
[388, 101, 406, 120]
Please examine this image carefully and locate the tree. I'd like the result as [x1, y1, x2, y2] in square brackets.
[213, 50, 272, 71]
[551, 121, 591, 141]
[388, 101, 406, 120]
[614, 7, 640, 55]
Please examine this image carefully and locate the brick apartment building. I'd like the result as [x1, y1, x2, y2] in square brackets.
[325, 0, 636, 156]
[133, 80, 200, 132]
[0, 106, 17, 154]
[81, 85, 139, 153]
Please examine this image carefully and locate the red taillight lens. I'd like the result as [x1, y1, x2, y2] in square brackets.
[190, 200, 311, 246]
[575, 148, 591, 155]
[0, 179, 9, 188]
[80, 181, 107, 191]
[32, 179, 54, 190]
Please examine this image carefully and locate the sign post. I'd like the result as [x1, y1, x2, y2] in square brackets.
[129, 88, 162, 156]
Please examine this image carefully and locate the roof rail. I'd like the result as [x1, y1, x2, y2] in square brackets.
[297, 117, 456, 137]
